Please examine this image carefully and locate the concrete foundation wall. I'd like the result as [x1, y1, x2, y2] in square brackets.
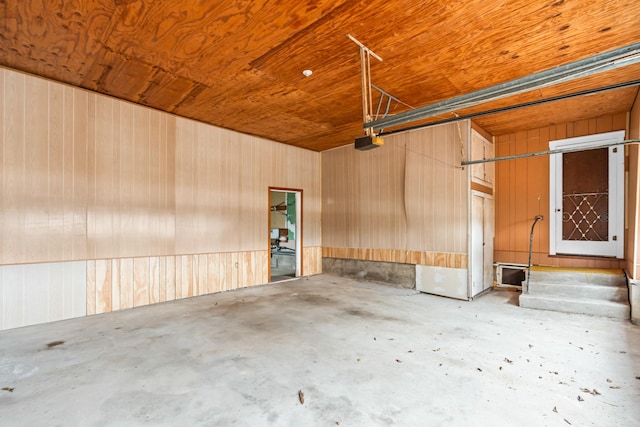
[322, 258, 415, 289]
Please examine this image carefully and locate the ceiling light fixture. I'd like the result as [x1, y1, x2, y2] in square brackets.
[302, 69, 313, 77]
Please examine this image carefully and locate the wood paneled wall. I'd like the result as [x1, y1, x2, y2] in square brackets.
[86, 89, 176, 260]
[322, 247, 467, 269]
[0, 261, 86, 330]
[86, 251, 269, 315]
[322, 122, 468, 262]
[173, 118, 321, 254]
[303, 246, 323, 276]
[0, 67, 321, 265]
[87, 246, 322, 316]
[1, 68, 89, 263]
[494, 112, 628, 269]
[628, 90, 640, 280]
[0, 67, 322, 328]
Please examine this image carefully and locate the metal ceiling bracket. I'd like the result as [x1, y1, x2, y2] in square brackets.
[371, 83, 415, 125]
[367, 41, 640, 131]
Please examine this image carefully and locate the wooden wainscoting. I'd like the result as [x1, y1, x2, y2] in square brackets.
[87, 247, 322, 316]
[303, 246, 323, 275]
[87, 250, 270, 315]
[0, 261, 87, 331]
[322, 247, 467, 269]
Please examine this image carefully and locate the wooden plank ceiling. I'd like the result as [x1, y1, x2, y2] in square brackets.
[1, 0, 639, 151]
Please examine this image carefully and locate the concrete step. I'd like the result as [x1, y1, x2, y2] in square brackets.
[529, 267, 626, 287]
[527, 282, 628, 302]
[522, 267, 629, 319]
[519, 293, 630, 319]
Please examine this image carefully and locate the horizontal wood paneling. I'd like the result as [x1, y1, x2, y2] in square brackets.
[0, 67, 321, 266]
[322, 122, 468, 255]
[494, 113, 628, 269]
[323, 247, 467, 269]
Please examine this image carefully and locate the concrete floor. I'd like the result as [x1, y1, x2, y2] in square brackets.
[269, 266, 296, 283]
[1, 274, 639, 426]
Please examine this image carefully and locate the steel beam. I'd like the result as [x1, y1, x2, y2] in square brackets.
[379, 79, 640, 137]
[368, 42, 640, 131]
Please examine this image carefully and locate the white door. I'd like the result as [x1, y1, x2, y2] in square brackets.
[549, 130, 625, 258]
[471, 191, 494, 297]
[483, 195, 494, 292]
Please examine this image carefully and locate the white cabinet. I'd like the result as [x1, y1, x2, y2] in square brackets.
[471, 130, 494, 186]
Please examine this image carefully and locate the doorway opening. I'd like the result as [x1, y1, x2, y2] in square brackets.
[269, 188, 302, 282]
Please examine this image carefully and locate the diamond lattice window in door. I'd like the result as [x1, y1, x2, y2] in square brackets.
[562, 192, 608, 241]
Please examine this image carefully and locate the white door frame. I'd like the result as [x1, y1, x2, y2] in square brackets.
[470, 190, 494, 297]
[549, 130, 625, 258]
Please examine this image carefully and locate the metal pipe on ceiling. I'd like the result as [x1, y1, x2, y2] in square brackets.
[367, 42, 640, 131]
[461, 139, 640, 166]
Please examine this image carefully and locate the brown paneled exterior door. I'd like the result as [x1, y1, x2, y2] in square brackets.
[550, 131, 625, 258]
